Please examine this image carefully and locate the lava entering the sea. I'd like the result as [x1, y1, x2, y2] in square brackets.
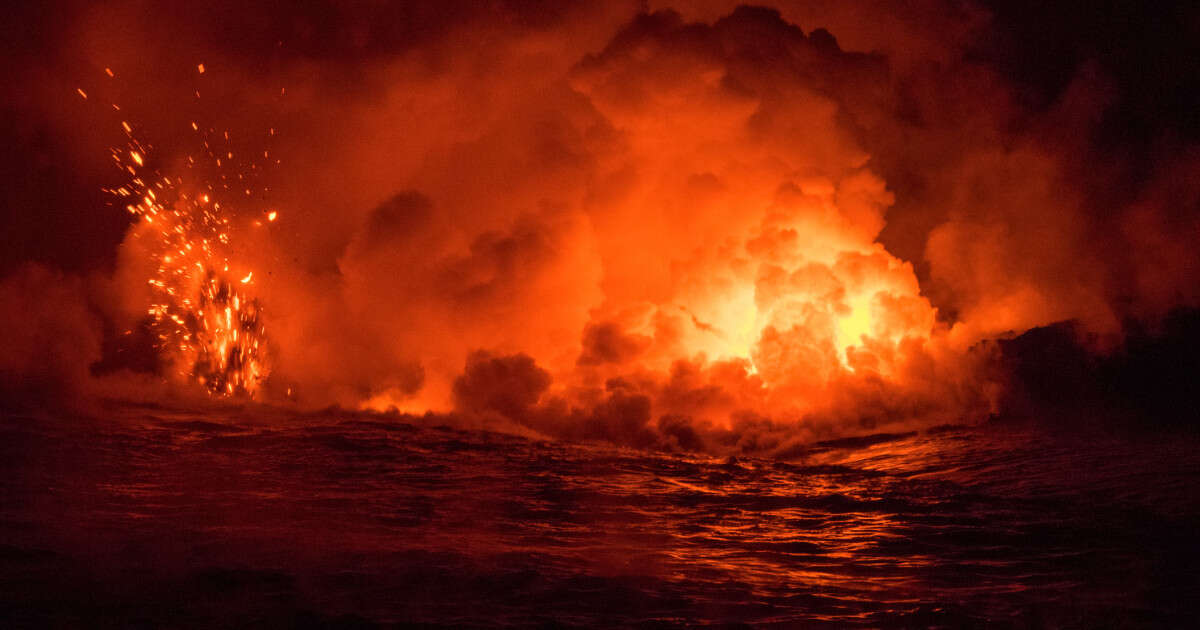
[99, 86, 272, 397]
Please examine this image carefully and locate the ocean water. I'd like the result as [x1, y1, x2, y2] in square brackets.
[1, 403, 1197, 628]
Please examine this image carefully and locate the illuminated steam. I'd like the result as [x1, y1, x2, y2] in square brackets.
[1, 2, 1197, 451]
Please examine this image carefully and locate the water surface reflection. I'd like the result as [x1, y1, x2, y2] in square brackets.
[0, 407, 1196, 627]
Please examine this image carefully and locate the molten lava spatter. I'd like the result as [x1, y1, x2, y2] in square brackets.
[100, 98, 272, 396]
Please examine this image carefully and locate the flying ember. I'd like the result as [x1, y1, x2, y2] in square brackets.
[105, 112, 271, 396]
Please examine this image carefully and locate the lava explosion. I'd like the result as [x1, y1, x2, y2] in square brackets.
[51, 7, 1004, 436]
[1, 1, 1195, 453]
[97, 88, 271, 396]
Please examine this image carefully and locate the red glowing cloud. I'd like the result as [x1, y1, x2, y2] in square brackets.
[1, 2, 1198, 449]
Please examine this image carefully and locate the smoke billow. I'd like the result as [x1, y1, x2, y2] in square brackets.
[3, 1, 1199, 451]
[0, 265, 102, 406]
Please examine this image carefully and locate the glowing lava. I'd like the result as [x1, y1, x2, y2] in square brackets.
[102, 110, 271, 396]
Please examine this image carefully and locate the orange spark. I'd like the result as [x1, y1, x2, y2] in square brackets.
[104, 109, 272, 398]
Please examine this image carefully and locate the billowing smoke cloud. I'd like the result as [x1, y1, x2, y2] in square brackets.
[3, 1, 1198, 450]
[0, 265, 102, 406]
